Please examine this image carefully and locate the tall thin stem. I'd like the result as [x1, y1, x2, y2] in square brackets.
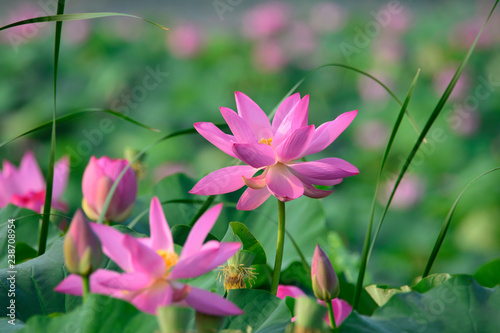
[270, 199, 285, 295]
[326, 299, 336, 330]
[38, 0, 66, 256]
[82, 274, 90, 303]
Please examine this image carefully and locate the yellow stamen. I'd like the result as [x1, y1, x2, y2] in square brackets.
[156, 250, 179, 274]
[217, 264, 257, 291]
[258, 137, 273, 146]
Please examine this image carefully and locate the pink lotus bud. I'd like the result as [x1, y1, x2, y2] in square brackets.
[311, 245, 339, 301]
[64, 210, 102, 276]
[82, 156, 137, 223]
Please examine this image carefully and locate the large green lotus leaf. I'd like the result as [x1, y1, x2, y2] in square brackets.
[412, 273, 452, 293]
[474, 258, 500, 288]
[0, 225, 142, 322]
[17, 294, 157, 333]
[0, 205, 61, 269]
[365, 284, 411, 307]
[340, 275, 499, 333]
[0, 317, 24, 332]
[225, 289, 291, 332]
[242, 197, 327, 269]
[222, 222, 267, 265]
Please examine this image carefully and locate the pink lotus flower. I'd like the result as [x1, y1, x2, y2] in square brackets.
[82, 156, 137, 222]
[0, 151, 69, 212]
[277, 285, 352, 326]
[55, 197, 243, 316]
[190, 92, 359, 210]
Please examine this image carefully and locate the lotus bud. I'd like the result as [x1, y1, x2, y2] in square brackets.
[64, 210, 102, 276]
[82, 156, 137, 223]
[311, 245, 339, 301]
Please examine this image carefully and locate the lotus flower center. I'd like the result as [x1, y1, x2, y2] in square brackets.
[156, 250, 179, 272]
[258, 137, 273, 146]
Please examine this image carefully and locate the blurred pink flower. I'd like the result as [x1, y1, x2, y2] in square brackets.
[253, 40, 288, 72]
[1, 4, 47, 43]
[0, 151, 69, 212]
[63, 20, 90, 45]
[447, 108, 480, 137]
[55, 197, 242, 316]
[277, 285, 305, 299]
[450, 18, 494, 50]
[433, 67, 470, 101]
[82, 156, 137, 223]
[381, 174, 425, 209]
[381, 4, 412, 34]
[309, 2, 347, 33]
[242, 1, 292, 39]
[277, 285, 352, 326]
[190, 92, 358, 210]
[354, 121, 389, 150]
[167, 22, 203, 58]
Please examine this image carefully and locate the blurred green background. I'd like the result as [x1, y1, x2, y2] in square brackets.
[0, 0, 499, 287]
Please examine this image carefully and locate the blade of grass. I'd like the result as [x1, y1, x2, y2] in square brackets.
[269, 63, 423, 138]
[38, 0, 65, 256]
[356, 0, 499, 309]
[353, 69, 420, 309]
[0, 12, 167, 32]
[0, 108, 160, 148]
[422, 167, 500, 278]
[127, 199, 205, 229]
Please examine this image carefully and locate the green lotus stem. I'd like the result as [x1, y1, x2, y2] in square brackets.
[270, 200, 285, 295]
[82, 275, 90, 303]
[326, 299, 336, 329]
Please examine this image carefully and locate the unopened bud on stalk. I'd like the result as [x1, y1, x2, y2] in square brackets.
[64, 210, 102, 276]
[311, 245, 339, 301]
